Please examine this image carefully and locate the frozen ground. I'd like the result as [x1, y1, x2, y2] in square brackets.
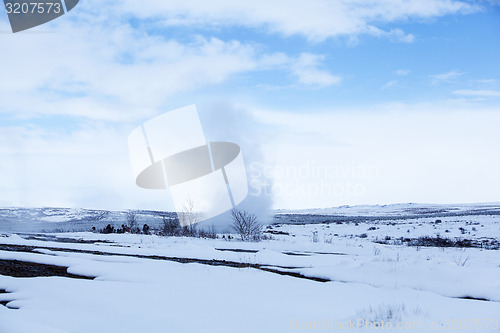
[0, 203, 499, 332]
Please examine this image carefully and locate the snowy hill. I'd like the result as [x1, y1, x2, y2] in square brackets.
[1, 203, 499, 233]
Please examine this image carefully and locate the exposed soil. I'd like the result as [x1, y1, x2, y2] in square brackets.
[23, 234, 114, 244]
[215, 248, 259, 253]
[457, 296, 490, 302]
[0, 288, 10, 307]
[0, 259, 94, 280]
[282, 252, 311, 256]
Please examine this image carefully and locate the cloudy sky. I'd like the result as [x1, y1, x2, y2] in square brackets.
[0, 0, 499, 210]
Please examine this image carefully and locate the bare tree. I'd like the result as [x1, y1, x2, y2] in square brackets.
[231, 209, 262, 241]
[93, 210, 109, 221]
[178, 197, 199, 236]
[126, 210, 138, 231]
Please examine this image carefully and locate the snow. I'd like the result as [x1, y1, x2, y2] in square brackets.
[0, 205, 499, 332]
[0, 251, 498, 333]
[277, 202, 500, 216]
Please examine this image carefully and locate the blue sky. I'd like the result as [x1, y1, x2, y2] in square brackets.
[0, 0, 499, 210]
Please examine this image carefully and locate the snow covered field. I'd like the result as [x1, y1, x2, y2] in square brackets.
[0, 204, 499, 332]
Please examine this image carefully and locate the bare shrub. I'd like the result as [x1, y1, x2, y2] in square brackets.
[199, 225, 217, 239]
[102, 224, 114, 234]
[261, 234, 274, 241]
[231, 209, 262, 241]
[452, 251, 470, 266]
[126, 211, 138, 231]
[406, 236, 474, 248]
[161, 216, 181, 236]
[353, 303, 426, 326]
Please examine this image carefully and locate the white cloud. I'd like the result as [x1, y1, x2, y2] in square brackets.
[111, 0, 478, 42]
[251, 105, 500, 208]
[0, 123, 173, 210]
[429, 70, 465, 84]
[256, 52, 342, 89]
[291, 53, 341, 88]
[0, 0, 493, 210]
[474, 79, 497, 84]
[395, 69, 410, 76]
[0, 5, 345, 122]
[0, 22, 262, 122]
[453, 89, 500, 97]
[382, 80, 398, 89]
[380, 28, 415, 43]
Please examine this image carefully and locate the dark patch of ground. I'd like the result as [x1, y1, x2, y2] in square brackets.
[0, 288, 18, 309]
[457, 296, 490, 302]
[283, 251, 347, 256]
[0, 243, 328, 283]
[0, 288, 8, 306]
[0, 259, 94, 280]
[374, 236, 499, 250]
[215, 248, 259, 253]
[21, 234, 113, 244]
[259, 267, 330, 283]
[275, 207, 500, 225]
[305, 251, 347, 255]
[264, 229, 290, 236]
[282, 252, 311, 256]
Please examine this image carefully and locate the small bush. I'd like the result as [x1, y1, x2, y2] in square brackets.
[182, 224, 198, 237]
[402, 236, 477, 248]
[231, 209, 262, 241]
[260, 234, 274, 241]
[198, 225, 217, 239]
[161, 216, 181, 236]
[102, 224, 114, 234]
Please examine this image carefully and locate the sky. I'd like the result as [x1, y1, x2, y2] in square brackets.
[0, 0, 499, 210]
